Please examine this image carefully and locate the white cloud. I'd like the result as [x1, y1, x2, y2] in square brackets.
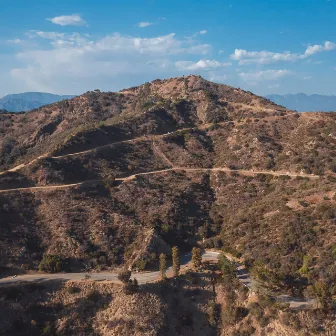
[7, 39, 22, 44]
[304, 41, 336, 56]
[27, 30, 88, 47]
[303, 76, 312, 80]
[208, 72, 228, 82]
[138, 21, 153, 28]
[47, 14, 87, 26]
[10, 32, 212, 93]
[175, 59, 231, 71]
[268, 84, 280, 89]
[239, 70, 293, 82]
[231, 41, 336, 64]
[231, 49, 299, 64]
[28, 30, 65, 40]
[199, 30, 207, 35]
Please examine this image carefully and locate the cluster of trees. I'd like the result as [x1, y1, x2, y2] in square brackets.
[159, 246, 203, 280]
[39, 254, 65, 273]
[117, 246, 204, 296]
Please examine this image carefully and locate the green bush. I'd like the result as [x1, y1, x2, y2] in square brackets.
[39, 254, 64, 273]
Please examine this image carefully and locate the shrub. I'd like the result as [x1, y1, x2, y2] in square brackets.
[67, 286, 81, 294]
[103, 174, 116, 188]
[279, 175, 291, 181]
[248, 302, 264, 320]
[124, 278, 139, 295]
[207, 299, 219, 327]
[39, 254, 64, 273]
[117, 270, 139, 295]
[87, 290, 101, 302]
[117, 270, 131, 284]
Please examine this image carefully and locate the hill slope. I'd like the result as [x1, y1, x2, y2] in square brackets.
[0, 92, 75, 112]
[266, 93, 336, 112]
[0, 76, 335, 317]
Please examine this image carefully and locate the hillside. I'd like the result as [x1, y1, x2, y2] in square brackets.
[0, 75, 335, 335]
[0, 92, 75, 112]
[266, 93, 336, 112]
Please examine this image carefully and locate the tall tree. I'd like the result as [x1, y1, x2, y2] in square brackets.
[159, 253, 167, 280]
[172, 246, 180, 277]
[192, 247, 202, 270]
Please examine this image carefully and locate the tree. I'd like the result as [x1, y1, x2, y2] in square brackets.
[103, 174, 116, 188]
[124, 278, 139, 295]
[311, 281, 332, 309]
[192, 247, 202, 270]
[117, 270, 131, 284]
[159, 253, 167, 280]
[117, 270, 139, 295]
[172, 246, 180, 277]
[39, 254, 64, 273]
[298, 254, 312, 276]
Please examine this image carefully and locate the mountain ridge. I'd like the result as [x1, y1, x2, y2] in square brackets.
[3, 87, 336, 114]
[266, 93, 336, 112]
[0, 77, 335, 330]
[0, 92, 75, 112]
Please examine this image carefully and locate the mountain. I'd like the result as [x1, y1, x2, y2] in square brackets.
[0, 75, 335, 335]
[0, 92, 75, 112]
[266, 93, 336, 112]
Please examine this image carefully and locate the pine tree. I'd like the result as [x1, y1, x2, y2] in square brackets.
[172, 246, 180, 277]
[192, 247, 202, 270]
[159, 253, 167, 280]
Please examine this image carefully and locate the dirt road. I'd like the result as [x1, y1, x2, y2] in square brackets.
[0, 166, 319, 193]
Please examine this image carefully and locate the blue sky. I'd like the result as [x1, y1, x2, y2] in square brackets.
[0, 0, 335, 96]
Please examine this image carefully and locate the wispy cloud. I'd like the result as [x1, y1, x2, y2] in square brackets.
[175, 59, 231, 71]
[138, 21, 153, 28]
[7, 38, 23, 44]
[10, 31, 211, 93]
[199, 30, 207, 35]
[239, 69, 293, 82]
[47, 14, 87, 26]
[268, 84, 280, 89]
[231, 41, 336, 64]
[27, 30, 65, 40]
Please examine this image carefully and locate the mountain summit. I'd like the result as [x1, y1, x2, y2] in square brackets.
[0, 76, 335, 335]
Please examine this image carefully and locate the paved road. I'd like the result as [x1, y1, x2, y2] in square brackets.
[0, 250, 315, 309]
[0, 251, 199, 286]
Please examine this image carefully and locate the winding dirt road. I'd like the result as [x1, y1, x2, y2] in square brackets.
[0, 167, 319, 194]
[0, 113, 299, 176]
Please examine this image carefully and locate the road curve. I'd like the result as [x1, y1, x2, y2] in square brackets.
[0, 250, 315, 310]
[0, 251, 210, 286]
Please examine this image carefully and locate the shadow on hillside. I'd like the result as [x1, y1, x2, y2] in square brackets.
[0, 279, 112, 336]
[141, 277, 217, 336]
[0, 171, 35, 190]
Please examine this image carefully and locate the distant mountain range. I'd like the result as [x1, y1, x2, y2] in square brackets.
[265, 93, 336, 112]
[0, 92, 75, 112]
